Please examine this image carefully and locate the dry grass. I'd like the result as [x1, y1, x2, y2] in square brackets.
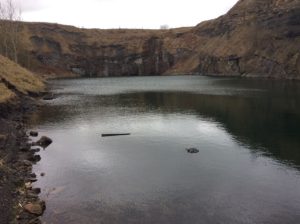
[0, 82, 15, 103]
[0, 55, 45, 96]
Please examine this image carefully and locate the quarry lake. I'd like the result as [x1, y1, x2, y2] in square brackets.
[30, 75, 300, 224]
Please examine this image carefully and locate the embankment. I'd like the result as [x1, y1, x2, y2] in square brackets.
[0, 55, 46, 224]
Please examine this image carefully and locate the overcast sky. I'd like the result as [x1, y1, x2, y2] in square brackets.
[5, 0, 239, 29]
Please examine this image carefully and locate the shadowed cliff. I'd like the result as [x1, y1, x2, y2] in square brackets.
[17, 0, 300, 79]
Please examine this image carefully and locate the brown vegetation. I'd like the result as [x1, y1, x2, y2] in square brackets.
[0, 54, 45, 103]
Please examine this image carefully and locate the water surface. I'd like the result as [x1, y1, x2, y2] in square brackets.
[30, 76, 300, 224]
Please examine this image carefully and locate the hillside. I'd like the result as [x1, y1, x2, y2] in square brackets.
[17, 0, 300, 79]
[0, 55, 45, 103]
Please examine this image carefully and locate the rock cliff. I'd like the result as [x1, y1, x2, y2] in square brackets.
[18, 0, 299, 79]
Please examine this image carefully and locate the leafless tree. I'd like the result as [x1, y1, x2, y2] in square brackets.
[0, 0, 22, 62]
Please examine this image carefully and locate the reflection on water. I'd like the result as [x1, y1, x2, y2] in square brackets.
[30, 76, 300, 224]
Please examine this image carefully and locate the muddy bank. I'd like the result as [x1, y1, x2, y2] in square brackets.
[0, 97, 48, 224]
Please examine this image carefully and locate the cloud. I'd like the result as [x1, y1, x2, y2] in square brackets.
[0, 0, 46, 12]
[20, 0, 239, 29]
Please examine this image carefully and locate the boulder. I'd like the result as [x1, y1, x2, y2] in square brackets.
[19, 144, 31, 152]
[29, 155, 41, 163]
[30, 148, 40, 153]
[31, 188, 41, 194]
[35, 136, 52, 148]
[29, 131, 38, 137]
[23, 201, 46, 216]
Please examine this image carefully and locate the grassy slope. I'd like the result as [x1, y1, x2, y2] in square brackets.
[0, 55, 45, 103]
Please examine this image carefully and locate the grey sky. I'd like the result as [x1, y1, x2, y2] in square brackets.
[5, 0, 239, 29]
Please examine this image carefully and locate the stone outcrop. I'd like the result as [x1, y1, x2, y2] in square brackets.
[189, 0, 300, 78]
[19, 0, 299, 79]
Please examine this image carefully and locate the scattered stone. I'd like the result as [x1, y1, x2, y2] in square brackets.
[23, 201, 46, 216]
[43, 93, 54, 101]
[31, 188, 41, 194]
[0, 159, 4, 167]
[29, 173, 37, 178]
[27, 217, 42, 224]
[29, 131, 38, 137]
[19, 144, 31, 152]
[186, 148, 199, 154]
[29, 155, 41, 163]
[26, 193, 39, 199]
[25, 182, 32, 189]
[16, 123, 23, 130]
[22, 160, 32, 167]
[17, 189, 25, 196]
[30, 148, 40, 153]
[27, 177, 38, 183]
[34, 136, 52, 148]
[0, 134, 7, 141]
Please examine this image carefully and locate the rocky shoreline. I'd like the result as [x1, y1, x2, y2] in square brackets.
[0, 96, 50, 224]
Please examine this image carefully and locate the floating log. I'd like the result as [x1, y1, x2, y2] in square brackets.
[101, 133, 131, 137]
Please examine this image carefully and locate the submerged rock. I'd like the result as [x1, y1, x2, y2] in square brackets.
[186, 148, 199, 154]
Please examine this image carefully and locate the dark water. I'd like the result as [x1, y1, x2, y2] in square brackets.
[30, 76, 300, 224]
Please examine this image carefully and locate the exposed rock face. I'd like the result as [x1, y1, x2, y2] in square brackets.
[19, 0, 299, 79]
[190, 0, 300, 78]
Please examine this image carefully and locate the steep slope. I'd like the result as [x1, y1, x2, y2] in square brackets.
[187, 0, 300, 78]
[18, 0, 299, 79]
[0, 55, 45, 103]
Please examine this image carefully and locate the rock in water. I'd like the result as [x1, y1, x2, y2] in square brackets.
[23, 201, 46, 215]
[43, 93, 54, 100]
[29, 131, 38, 137]
[186, 148, 199, 153]
[35, 136, 52, 148]
[29, 155, 41, 163]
